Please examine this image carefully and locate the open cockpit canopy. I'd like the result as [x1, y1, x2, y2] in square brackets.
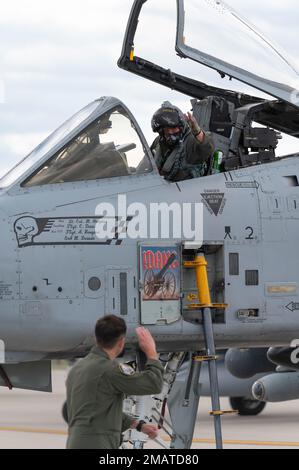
[118, 0, 299, 137]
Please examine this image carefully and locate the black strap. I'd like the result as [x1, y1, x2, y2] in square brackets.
[136, 420, 146, 432]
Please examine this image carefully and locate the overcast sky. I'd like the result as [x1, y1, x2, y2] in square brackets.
[0, 0, 298, 177]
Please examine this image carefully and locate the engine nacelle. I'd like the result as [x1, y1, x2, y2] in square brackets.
[225, 348, 276, 379]
[252, 372, 299, 402]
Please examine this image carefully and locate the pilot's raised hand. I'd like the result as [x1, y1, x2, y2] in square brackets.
[185, 112, 205, 143]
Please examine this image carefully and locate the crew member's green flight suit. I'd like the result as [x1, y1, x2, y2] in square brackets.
[66, 346, 164, 449]
[152, 130, 214, 182]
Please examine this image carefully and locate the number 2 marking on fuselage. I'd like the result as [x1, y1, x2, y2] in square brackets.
[245, 226, 254, 240]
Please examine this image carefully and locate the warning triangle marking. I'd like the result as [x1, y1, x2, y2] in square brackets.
[201, 193, 225, 216]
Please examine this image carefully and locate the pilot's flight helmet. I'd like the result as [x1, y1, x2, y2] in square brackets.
[151, 101, 187, 134]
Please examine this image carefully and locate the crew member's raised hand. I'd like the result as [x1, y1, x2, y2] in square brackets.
[136, 327, 158, 360]
[141, 423, 159, 439]
[185, 112, 205, 142]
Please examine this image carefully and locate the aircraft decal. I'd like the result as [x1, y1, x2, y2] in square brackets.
[141, 246, 180, 301]
[225, 181, 259, 189]
[224, 226, 232, 240]
[201, 190, 226, 216]
[13, 216, 133, 248]
[245, 226, 255, 240]
[285, 302, 299, 312]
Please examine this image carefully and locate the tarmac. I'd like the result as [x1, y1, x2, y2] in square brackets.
[0, 368, 298, 450]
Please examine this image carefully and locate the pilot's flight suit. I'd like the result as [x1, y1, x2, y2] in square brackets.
[152, 129, 214, 182]
[66, 346, 164, 449]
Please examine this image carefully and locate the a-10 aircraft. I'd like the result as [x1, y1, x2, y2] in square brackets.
[1, 0, 299, 449]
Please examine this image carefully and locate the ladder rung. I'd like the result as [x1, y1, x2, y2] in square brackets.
[183, 261, 201, 268]
[193, 355, 218, 362]
[210, 410, 238, 416]
[186, 303, 228, 310]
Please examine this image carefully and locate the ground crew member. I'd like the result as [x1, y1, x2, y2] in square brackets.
[151, 101, 214, 182]
[66, 315, 164, 449]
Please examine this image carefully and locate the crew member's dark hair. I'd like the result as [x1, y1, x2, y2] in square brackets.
[95, 315, 127, 349]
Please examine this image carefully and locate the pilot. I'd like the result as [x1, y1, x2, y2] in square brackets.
[151, 102, 214, 182]
[66, 315, 164, 449]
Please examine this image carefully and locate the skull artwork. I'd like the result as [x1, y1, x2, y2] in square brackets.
[14, 217, 39, 246]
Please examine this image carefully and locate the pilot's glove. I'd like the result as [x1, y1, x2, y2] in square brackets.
[185, 112, 203, 137]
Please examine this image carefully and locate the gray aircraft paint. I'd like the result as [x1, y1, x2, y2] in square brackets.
[0, 0, 298, 390]
[0, 97, 298, 361]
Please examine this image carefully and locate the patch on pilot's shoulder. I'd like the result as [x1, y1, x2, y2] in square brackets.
[119, 363, 135, 376]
